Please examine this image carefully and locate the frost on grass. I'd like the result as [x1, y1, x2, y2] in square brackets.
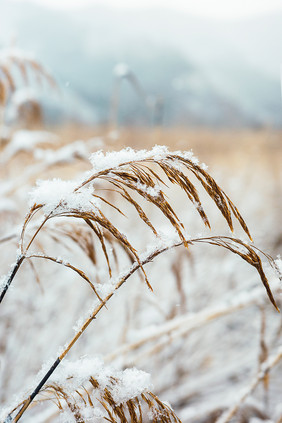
[50, 356, 152, 404]
[29, 179, 100, 216]
[59, 407, 106, 423]
[136, 181, 161, 198]
[139, 225, 188, 262]
[0, 274, 9, 292]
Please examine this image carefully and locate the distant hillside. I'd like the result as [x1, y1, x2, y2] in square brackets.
[1, 1, 281, 127]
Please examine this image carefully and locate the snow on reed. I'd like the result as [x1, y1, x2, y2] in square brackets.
[29, 179, 100, 216]
[89, 145, 199, 172]
[51, 355, 152, 404]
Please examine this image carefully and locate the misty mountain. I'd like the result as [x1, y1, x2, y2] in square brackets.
[1, 1, 282, 127]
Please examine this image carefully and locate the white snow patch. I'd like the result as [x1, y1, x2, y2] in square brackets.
[111, 367, 152, 404]
[95, 282, 115, 298]
[51, 356, 152, 405]
[0, 274, 9, 292]
[90, 145, 200, 174]
[138, 226, 185, 262]
[29, 178, 100, 216]
[59, 410, 76, 423]
[136, 181, 161, 198]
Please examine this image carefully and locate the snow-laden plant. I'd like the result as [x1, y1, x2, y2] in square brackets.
[0, 145, 280, 423]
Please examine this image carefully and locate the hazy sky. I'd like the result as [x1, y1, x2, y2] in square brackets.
[13, 0, 282, 19]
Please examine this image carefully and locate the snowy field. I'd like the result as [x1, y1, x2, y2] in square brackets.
[0, 120, 281, 423]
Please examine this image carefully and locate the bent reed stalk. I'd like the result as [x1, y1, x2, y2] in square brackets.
[0, 147, 259, 305]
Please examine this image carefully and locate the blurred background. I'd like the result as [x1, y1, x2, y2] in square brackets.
[1, 0, 282, 129]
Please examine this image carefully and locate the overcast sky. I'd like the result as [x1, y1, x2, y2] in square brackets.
[13, 0, 282, 19]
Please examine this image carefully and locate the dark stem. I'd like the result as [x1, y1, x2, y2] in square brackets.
[6, 358, 61, 423]
[0, 255, 25, 304]
[0, 211, 52, 306]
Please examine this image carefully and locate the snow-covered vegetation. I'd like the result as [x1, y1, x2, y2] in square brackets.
[0, 50, 282, 423]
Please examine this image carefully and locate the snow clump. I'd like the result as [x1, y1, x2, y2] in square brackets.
[29, 179, 99, 216]
[51, 356, 153, 405]
[90, 145, 200, 173]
